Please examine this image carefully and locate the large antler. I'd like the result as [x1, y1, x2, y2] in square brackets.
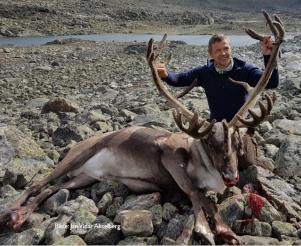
[229, 10, 284, 129]
[146, 35, 214, 138]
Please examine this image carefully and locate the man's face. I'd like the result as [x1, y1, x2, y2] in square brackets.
[209, 39, 232, 69]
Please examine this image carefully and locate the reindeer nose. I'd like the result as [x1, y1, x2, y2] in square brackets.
[222, 166, 239, 187]
[224, 174, 240, 187]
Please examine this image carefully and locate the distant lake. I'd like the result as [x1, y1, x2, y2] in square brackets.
[0, 33, 259, 47]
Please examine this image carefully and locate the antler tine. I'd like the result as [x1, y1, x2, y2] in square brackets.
[273, 21, 285, 42]
[244, 12, 284, 42]
[262, 10, 279, 39]
[176, 79, 198, 99]
[146, 38, 154, 61]
[274, 15, 284, 27]
[236, 92, 276, 128]
[244, 28, 265, 41]
[154, 33, 168, 61]
[147, 35, 172, 65]
[172, 110, 215, 138]
[229, 11, 284, 129]
[228, 78, 253, 93]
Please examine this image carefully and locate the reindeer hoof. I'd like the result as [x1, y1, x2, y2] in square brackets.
[194, 211, 215, 245]
[0, 207, 12, 228]
[195, 223, 215, 245]
[7, 207, 29, 231]
[216, 225, 240, 245]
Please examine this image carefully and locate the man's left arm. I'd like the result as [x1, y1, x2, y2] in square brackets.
[261, 36, 279, 89]
[247, 36, 279, 89]
[262, 55, 279, 88]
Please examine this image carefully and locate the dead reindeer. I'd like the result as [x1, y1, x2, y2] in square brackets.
[0, 10, 284, 245]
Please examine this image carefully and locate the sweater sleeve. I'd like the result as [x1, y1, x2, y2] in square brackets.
[246, 55, 279, 89]
[163, 66, 204, 87]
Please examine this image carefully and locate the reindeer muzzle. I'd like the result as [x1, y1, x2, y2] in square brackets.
[222, 168, 239, 187]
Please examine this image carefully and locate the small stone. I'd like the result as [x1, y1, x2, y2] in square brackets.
[57, 195, 98, 216]
[91, 121, 113, 132]
[70, 208, 97, 235]
[91, 179, 130, 200]
[84, 215, 122, 245]
[233, 219, 272, 237]
[164, 214, 186, 240]
[44, 215, 72, 244]
[119, 109, 137, 120]
[293, 239, 301, 245]
[23, 212, 50, 230]
[0, 184, 19, 198]
[176, 214, 195, 244]
[46, 149, 60, 163]
[42, 97, 80, 114]
[219, 186, 242, 202]
[239, 235, 282, 245]
[42, 189, 70, 215]
[162, 202, 178, 221]
[272, 221, 297, 239]
[274, 135, 301, 178]
[149, 204, 163, 227]
[260, 121, 273, 133]
[294, 228, 301, 239]
[219, 194, 245, 228]
[118, 210, 154, 237]
[118, 236, 158, 245]
[118, 193, 161, 212]
[53, 235, 87, 245]
[97, 192, 113, 215]
[264, 144, 279, 159]
[161, 236, 176, 245]
[2, 228, 44, 245]
[106, 197, 123, 218]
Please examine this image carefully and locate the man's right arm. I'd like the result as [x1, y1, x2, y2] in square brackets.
[156, 63, 203, 87]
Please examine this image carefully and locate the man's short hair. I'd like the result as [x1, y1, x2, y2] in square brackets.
[208, 34, 230, 54]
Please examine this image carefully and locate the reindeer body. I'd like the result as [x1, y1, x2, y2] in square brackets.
[66, 126, 226, 193]
[67, 126, 176, 191]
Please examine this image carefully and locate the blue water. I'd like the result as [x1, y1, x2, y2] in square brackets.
[0, 33, 258, 47]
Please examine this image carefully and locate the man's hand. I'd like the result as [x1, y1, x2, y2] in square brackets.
[156, 63, 169, 79]
[261, 36, 273, 55]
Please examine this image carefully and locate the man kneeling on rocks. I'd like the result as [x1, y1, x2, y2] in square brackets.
[156, 34, 279, 170]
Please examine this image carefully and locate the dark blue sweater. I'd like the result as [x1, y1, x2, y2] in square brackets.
[164, 57, 279, 122]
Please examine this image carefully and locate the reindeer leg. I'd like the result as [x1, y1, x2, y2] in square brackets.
[5, 158, 82, 212]
[7, 178, 54, 211]
[161, 152, 215, 245]
[0, 174, 57, 228]
[198, 191, 239, 245]
[6, 173, 96, 231]
[1, 146, 96, 226]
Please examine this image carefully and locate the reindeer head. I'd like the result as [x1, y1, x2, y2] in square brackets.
[173, 111, 242, 188]
[204, 121, 241, 186]
[146, 10, 284, 189]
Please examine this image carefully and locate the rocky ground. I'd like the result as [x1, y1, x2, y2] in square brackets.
[1, 0, 301, 37]
[0, 33, 301, 244]
[0, 33, 301, 245]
